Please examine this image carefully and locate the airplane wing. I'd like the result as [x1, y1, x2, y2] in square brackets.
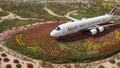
[101, 23, 119, 27]
[64, 15, 79, 22]
[87, 23, 119, 30]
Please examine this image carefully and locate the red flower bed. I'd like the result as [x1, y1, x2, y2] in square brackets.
[13, 59, 19, 63]
[14, 39, 19, 46]
[19, 23, 71, 57]
[11, 22, 120, 63]
[3, 58, 10, 62]
[98, 42, 120, 53]
[27, 63, 33, 68]
[116, 28, 120, 31]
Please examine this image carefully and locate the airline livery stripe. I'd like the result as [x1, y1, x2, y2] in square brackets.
[109, 6, 117, 15]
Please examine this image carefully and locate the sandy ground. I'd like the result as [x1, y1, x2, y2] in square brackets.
[95, 57, 120, 68]
[0, 51, 36, 68]
[0, 8, 2, 11]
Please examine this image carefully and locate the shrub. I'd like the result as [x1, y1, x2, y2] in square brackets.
[116, 62, 120, 67]
[109, 59, 115, 64]
[3, 58, 10, 62]
[6, 64, 12, 68]
[98, 65, 105, 68]
[1, 53, 7, 57]
[27, 63, 33, 68]
[13, 59, 19, 63]
[0, 58, 1, 61]
[16, 64, 22, 68]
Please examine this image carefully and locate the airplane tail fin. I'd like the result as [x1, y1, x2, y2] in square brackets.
[109, 6, 117, 15]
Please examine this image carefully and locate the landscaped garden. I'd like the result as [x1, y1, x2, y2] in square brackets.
[1, 3, 65, 21]
[1, 1, 120, 64]
[0, 19, 40, 33]
[4, 21, 120, 63]
[2, 2, 120, 21]
[0, 52, 34, 68]
[0, 11, 9, 17]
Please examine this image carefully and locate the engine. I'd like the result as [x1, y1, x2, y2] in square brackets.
[98, 27, 104, 32]
[89, 29, 97, 35]
[89, 27, 105, 35]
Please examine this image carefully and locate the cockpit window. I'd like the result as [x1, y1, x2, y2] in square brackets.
[55, 27, 61, 30]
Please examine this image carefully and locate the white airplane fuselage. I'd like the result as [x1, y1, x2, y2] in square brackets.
[50, 6, 117, 37]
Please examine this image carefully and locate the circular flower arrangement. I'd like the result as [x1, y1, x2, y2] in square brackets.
[13, 59, 19, 63]
[1, 53, 7, 57]
[5, 22, 120, 63]
[27, 63, 33, 68]
[3, 58, 9, 62]
[6, 64, 12, 68]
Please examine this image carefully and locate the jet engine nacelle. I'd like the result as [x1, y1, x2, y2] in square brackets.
[98, 27, 104, 32]
[89, 29, 97, 35]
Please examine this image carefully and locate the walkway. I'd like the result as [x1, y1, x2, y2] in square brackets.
[0, 22, 46, 68]
[43, 7, 63, 17]
[66, 10, 78, 16]
[0, 8, 38, 22]
[1, 12, 38, 20]
[0, 8, 2, 11]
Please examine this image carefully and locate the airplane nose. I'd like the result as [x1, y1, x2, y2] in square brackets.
[50, 31, 55, 37]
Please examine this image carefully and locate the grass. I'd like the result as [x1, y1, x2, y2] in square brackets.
[98, 65, 105, 68]
[109, 59, 116, 64]
[0, 11, 9, 17]
[69, 12, 86, 19]
[1, 2, 120, 21]
[2, 3, 65, 21]
[0, 19, 40, 32]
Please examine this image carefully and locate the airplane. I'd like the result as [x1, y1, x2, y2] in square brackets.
[50, 6, 118, 38]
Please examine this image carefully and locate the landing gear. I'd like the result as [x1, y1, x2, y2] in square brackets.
[56, 36, 64, 41]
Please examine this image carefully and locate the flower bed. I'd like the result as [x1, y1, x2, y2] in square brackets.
[6, 64, 12, 68]
[5, 22, 120, 63]
[3, 58, 10, 62]
[13, 59, 19, 63]
[27, 63, 33, 68]
[1, 53, 7, 57]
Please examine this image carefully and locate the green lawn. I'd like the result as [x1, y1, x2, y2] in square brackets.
[0, 11, 9, 17]
[1, 2, 120, 21]
[0, 19, 40, 32]
[69, 12, 86, 19]
[2, 3, 65, 21]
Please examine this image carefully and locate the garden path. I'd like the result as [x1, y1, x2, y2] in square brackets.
[0, 8, 2, 11]
[1, 12, 38, 20]
[43, 7, 63, 17]
[0, 23, 44, 68]
[0, 8, 38, 21]
[66, 10, 78, 16]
